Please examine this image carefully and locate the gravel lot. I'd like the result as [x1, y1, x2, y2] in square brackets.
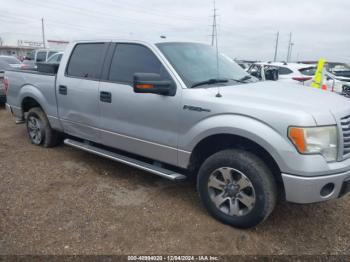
[0, 106, 349, 256]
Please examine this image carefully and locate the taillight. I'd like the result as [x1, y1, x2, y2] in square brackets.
[292, 76, 313, 82]
[20, 64, 28, 69]
[3, 77, 9, 94]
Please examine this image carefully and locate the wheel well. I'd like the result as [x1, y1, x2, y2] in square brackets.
[22, 97, 42, 113]
[188, 134, 283, 193]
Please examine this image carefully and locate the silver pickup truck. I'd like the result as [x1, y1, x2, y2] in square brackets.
[5, 40, 350, 228]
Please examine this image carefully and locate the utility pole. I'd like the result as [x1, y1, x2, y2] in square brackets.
[286, 32, 292, 62]
[41, 18, 46, 48]
[289, 42, 294, 62]
[211, 0, 218, 47]
[273, 31, 279, 62]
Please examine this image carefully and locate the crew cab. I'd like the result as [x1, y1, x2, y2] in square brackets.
[5, 40, 350, 228]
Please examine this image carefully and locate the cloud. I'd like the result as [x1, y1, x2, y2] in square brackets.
[1, 0, 349, 62]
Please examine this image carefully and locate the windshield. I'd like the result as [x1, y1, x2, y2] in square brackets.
[156, 42, 250, 87]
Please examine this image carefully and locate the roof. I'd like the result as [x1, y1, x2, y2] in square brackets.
[254, 61, 316, 69]
[70, 39, 209, 46]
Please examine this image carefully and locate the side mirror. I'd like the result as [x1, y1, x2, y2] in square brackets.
[265, 68, 279, 81]
[133, 73, 174, 96]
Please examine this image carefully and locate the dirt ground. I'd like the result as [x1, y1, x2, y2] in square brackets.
[0, 106, 349, 256]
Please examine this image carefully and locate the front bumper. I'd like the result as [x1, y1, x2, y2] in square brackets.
[282, 171, 350, 204]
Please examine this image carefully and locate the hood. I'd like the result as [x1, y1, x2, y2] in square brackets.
[206, 81, 350, 125]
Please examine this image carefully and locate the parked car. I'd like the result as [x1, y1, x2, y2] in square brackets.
[0, 72, 5, 105]
[22, 49, 59, 70]
[245, 63, 279, 81]
[248, 62, 316, 85]
[0, 56, 24, 104]
[47, 52, 64, 64]
[325, 71, 350, 96]
[0, 55, 23, 71]
[5, 40, 350, 228]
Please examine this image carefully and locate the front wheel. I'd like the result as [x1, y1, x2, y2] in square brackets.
[197, 149, 277, 228]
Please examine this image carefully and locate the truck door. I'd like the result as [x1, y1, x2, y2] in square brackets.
[98, 43, 182, 166]
[56, 42, 109, 142]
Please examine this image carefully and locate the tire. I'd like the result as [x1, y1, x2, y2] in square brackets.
[197, 149, 277, 229]
[26, 107, 59, 147]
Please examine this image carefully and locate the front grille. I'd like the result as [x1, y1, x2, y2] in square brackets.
[340, 115, 350, 156]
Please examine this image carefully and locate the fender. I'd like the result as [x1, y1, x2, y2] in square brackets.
[18, 84, 63, 131]
[178, 114, 330, 175]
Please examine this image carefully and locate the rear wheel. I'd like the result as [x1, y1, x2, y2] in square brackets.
[197, 149, 277, 228]
[26, 107, 60, 147]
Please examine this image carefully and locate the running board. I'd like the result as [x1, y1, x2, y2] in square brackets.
[64, 139, 186, 181]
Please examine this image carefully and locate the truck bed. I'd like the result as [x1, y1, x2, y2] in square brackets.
[5, 69, 58, 121]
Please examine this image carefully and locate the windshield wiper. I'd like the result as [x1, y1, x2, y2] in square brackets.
[191, 78, 229, 88]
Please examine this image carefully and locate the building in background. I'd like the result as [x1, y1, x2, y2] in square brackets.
[0, 33, 68, 59]
[47, 40, 69, 51]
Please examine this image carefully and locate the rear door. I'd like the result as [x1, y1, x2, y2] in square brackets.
[98, 43, 182, 166]
[56, 42, 109, 142]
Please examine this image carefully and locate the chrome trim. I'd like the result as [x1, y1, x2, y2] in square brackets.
[64, 139, 186, 181]
[47, 115, 59, 120]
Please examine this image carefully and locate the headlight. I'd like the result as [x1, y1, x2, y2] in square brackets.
[288, 126, 338, 162]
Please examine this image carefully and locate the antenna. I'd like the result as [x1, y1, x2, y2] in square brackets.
[211, 0, 222, 97]
[210, 0, 217, 47]
[273, 32, 279, 62]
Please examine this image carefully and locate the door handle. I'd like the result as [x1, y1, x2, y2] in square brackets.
[58, 85, 67, 95]
[100, 91, 112, 103]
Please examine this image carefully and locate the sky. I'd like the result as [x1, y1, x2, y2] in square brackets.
[1, 0, 349, 62]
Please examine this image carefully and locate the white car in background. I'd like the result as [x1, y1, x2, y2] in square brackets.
[247, 62, 316, 85]
[325, 71, 350, 96]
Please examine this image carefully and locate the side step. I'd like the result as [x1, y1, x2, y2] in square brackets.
[64, 139, 186, 181]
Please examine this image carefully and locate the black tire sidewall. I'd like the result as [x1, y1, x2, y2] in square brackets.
[26, 108, 47, 146]
[197, 149, 276, 228]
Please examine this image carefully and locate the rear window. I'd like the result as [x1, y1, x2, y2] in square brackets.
[36, 51, 46, 62]
[299, 67, 316, 76]
[66, 43, 106, 79]
[0, 56, 20, 64]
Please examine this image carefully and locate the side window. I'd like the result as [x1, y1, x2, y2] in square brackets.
[57, 54, 63, 62]
[48, 51, 57, 58]
[66, 43, 106, 79]
[278, 67, 293, 75]
[36, 51, 46, 62]
[299, 67, 316, 76]
[108, 44, 170, 84]
[248, 65, 262, 79]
